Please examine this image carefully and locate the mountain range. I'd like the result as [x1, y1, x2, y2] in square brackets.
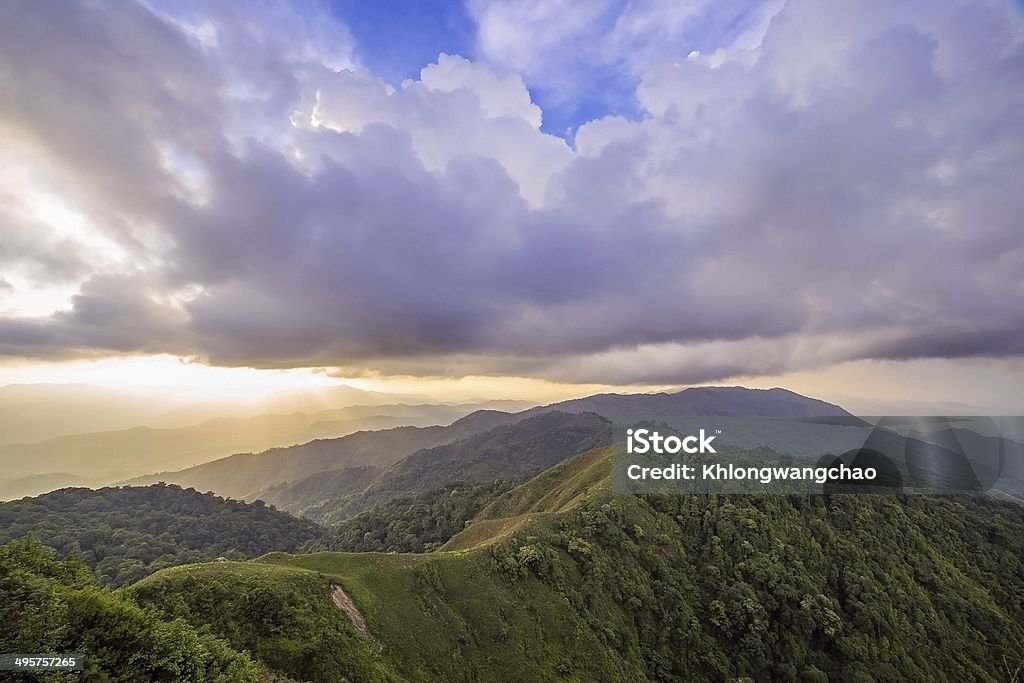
[5, 385, 1024, 680]
[127, 438, 1024, 681]
[0, 400, 529, 501]
[124, 386, 850, 514]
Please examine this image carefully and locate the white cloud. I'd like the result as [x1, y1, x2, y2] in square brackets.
[307, 54, 571, 206]
[419, 53, 543, 127]
[0, 0, 1023, 388]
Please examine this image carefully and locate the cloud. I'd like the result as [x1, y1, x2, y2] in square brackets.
[0, 0, 1022, 385]
[467, 0, 781, 125]
[305, 53, 570, 205]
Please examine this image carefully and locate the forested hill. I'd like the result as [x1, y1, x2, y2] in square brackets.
[1, 537, 265, 681]
[122, 387, 849, 507]
[0, 484, 324, 586]
[132, 445, 1024, 682]
[127, 408, 518, 500]
[266, 410, 614, 524]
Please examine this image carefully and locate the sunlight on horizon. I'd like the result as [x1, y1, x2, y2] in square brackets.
[0, 355, 342, 397]
[0, 354, 675, 404]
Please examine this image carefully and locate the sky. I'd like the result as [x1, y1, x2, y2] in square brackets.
[1, 0, 1023, 412]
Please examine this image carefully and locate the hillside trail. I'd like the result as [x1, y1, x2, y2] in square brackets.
[330, 583, 382, 650]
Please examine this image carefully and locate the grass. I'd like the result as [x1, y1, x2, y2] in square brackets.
[134, 543, 636, 681]
[126, 441, 1024, 681]
[254, 548, 634, 682]
[129, 447, 635, 681]
[441, 446, 611, 552]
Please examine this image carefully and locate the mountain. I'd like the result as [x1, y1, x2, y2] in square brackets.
[442, 444, 613, 551]
[0, 484, 324, 586]
[519, 386, 851, 420]
[0, 401, 529, 500]
[310, 444, 611, 555]
[140, 387, 848, 511]
[6, 385, 1024, 680]
[0, 381, 442, 445]
[286, 410, 613, 525]
[314, 481, 515, 553]
[913, 426, 1024, 501]
[255, 465, 386, 520]
[129, 444, 1024, 682]
[0, 472, 102, 501]
[128, 409, 520, 499]
[0, 383, 197, 445]
[0, 412, 419, 487]
[2, 537, 265, 680]
[226, 387, 851, 523]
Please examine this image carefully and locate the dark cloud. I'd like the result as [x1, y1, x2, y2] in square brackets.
[0, 0, 1022, 385]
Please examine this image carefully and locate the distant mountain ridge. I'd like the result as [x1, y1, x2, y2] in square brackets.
[0, 401, 530, 501]
[123, 386, 851, 511]
[126, 409, 520, 499]
[0, 382, 439, 445]
[1, 411, 432, 480]
[519, 386, 851, 420]
[291, 410, 614, 524]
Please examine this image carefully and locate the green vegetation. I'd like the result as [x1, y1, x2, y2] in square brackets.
[131, 561, 393, 682]
[130, 445, 1024, 682]
[312, 481, 513, 553]
[491, 492, 1024, 681]
[441, 445, 611, 551]
[138, 409, 516, 500]
[0, 536, 263, 682]
[303, 410, 613, 524]
[256, 465, 383, 521]
[5, 391, 1024, 681]
[0, 484, 324, 586]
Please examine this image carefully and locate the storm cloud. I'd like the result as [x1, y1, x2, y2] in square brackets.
[1, 0, 1022, 384]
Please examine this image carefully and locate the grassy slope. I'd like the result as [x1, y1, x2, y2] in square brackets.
[263, 550, 639, 681]
[441, 445, 611, 551]
[321, 411, 612, 523]
[129, 446, 634, 682]
[132, 445, 1024, 682]
[131, 560, 396, 682]
[2, 537, 266, 682]
[131, 547, 639, 682]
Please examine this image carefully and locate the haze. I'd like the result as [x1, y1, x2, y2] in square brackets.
[2, 0, 1024, 467]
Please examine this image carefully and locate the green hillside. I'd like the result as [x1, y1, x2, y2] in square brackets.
[132, 560, 395, 682]
[313, 480, 514, 553]
[442, 445, 612, 551]
[130, 445, 1024, 682]
[289, 410, 613, 525]
[131, 409, 518, 500]
[0, 537, 265, 682]
[0, 484, 324, 586]
[255, 465, 385, 520]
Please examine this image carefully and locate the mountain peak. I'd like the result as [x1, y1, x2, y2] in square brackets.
[519, 385, 849, 420]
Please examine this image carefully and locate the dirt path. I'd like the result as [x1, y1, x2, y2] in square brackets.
[330, 583, 382, 650]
